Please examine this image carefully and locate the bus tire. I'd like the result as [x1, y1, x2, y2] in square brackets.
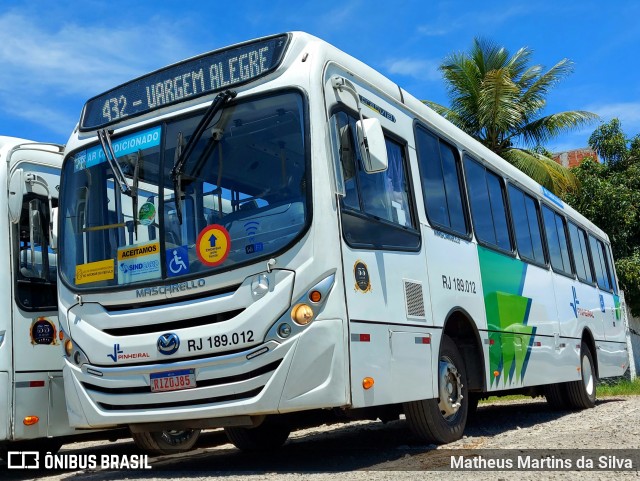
[467, 392, 480, 420]
[403, 334, 468, 444]
[131, 429, 201, 455]
[545, 382, 569, 410]
[566, 342, 597, 409]
[224, 417, 290, 452]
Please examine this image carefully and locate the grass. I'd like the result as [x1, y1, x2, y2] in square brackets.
[597, 378, 640, 396]
[478, 378, 640, 404]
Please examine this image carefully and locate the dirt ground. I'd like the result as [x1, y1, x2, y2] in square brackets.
[3, 395, 640, 480]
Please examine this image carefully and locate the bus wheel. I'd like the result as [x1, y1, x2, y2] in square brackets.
[131, 429, 201, 455]
[566, 342, 597, 409]
[224, 416, 291, 452]
[545, 382, 569, 410]
[403, 334, 468, 444]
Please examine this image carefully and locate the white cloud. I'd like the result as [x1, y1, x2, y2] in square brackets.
[0, 11, 200, 140]
[417, 5, 532, 38]
[0, 12, 194, 98]
[587, 102, 640, 125]
[384, 58, 441, 81]
[1, 95, 78, 138]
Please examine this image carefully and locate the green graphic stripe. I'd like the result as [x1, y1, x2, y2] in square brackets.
[478, 247, 535, 387]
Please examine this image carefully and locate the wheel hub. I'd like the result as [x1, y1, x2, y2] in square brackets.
[438, 357, 463, 419]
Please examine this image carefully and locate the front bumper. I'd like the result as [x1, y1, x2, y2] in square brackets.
[63, 319, 348, 428]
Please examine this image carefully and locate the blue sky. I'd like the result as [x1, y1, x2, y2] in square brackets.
[1, 0, 639, 153]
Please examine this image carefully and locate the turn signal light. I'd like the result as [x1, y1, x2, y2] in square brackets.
[362, 377, 375, 390]
[23, 416, 39, 426]
[309, 290, 322, 303]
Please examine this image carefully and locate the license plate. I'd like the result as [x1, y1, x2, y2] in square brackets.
[150, 369, 196, 393]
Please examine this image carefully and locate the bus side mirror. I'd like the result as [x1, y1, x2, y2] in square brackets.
[356, 118, 388, 173]
[50, 207, 59, 251]
[8, 168, 24, 224]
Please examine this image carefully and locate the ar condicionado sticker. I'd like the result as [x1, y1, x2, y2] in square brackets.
[196, 224, 231, 266]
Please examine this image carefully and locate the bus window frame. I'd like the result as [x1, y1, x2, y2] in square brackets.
[588, 233, 615, 294]
[13, 193, 58, 312]
[505, 181, 549, 270]
[540, 202, 575, 279]
[413, 122, 472, 242]
[462, 154, 516, 258]
[567, 220, 597, 287]
[605, 243, 619, 294]
[59, 87, 314, 293]
[330, 106, 421, 252]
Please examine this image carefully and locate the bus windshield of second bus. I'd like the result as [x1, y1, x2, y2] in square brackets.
[59, 91, 308, 290]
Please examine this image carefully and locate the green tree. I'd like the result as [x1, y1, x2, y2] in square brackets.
[563, 119, 640, 316]
[427, 38, 598, 194]
[588, 118, 629, 167]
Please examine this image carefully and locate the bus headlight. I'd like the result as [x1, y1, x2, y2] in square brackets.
[64, 339, 74, 357]
[291, 303, 314, 325]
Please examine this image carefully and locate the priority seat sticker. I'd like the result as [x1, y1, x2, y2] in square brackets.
[196, 224, 231, 266]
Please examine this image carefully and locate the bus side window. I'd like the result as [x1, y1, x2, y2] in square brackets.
[605, 244, 618, 294]
[589, 235, 613, 291]
[568, 222, 594, 284]
[507, 184, 546, 266]
[415, 126, 467, 236]
[542, 206, 572, 276]
[333, 111, 360, 211]
[14, 195, 57, 311]
[331, 110, 419, 250]
[464, 156, 512, 252]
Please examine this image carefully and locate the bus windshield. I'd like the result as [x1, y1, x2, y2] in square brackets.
[60, 91, 308, 290]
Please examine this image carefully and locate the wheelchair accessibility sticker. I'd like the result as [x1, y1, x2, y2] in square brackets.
[166, 245, 190, 277]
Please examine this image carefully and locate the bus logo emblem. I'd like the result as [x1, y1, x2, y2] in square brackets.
[157, 333, 180, 355]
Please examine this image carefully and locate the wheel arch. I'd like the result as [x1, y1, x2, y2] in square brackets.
[442, 307, 485, 392]
[581, 328, 599, 380]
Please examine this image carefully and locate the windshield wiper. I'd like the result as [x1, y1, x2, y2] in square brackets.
[131, 150, 141, 239]
[98, 129, 133, 196]
[170, 89, 236, 224]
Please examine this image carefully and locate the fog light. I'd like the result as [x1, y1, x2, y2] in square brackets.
[23, 416, 39, 426]
[291, 303, 314, 325]
[362, 377, 375, 390]
[65, 339, 74, 357]
[277, 323, 292, 338]
[74, 351, 82, 365]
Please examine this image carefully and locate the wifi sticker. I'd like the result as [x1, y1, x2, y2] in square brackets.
[243, 221, 263, 254]
[244, 221, 260, 240]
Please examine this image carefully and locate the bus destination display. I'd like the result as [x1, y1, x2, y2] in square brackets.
[80, 34, 289, 131]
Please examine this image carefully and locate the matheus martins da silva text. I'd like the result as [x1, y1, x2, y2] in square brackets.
[451, 454, 634, 470]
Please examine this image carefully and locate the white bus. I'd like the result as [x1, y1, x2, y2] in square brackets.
[57, 32, 627, 451]
[0, 137, 75, 456]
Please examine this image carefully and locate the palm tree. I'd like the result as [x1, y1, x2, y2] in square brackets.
[426, 38, 598, 194]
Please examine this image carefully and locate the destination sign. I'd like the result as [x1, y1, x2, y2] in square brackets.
[80, 34, 290, 131]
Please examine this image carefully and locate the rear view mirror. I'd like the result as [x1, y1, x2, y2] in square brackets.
[356, 118, 388, 173]
[50, 207, 59, 251]
[8, 168, 24, 224]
